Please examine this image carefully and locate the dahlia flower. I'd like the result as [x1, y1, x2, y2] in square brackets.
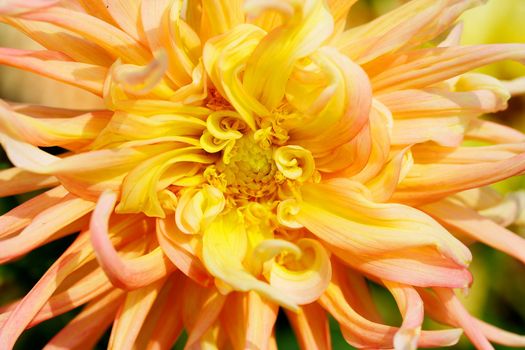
[1, 0, 525, 349]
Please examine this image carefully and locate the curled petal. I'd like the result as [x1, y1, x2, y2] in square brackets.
[203, 24, 268, 129]
[116, 148, 214, 218]
[274, 145, 315, 181]
[384, 281, 424, 350]
[90, 191, 173, 290]
[202, 211, 298, 310]
[175, 185, 226, 234]
[243, 0, 334, 110]
[420, 288, 525, 347]
[267, 238, 332, 305]
[111, 50, 172, 97]
[319, 271, 463, 348]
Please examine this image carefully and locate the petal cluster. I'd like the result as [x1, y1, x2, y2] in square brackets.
[0, 0, 525, 349]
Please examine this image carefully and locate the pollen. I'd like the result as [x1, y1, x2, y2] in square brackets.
[206, 132, 285, 201]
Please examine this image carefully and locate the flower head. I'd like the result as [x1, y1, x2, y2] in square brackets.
[1, 0, 525, 349]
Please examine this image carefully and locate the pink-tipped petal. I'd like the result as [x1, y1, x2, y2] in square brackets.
[423, 199, 525, 265]
[0, 232, 94, 349]
[434, 288, 494, 350]
[0, 190, 94, 263]
[384, 281, 424, 350]
[90, 191, 174, 290]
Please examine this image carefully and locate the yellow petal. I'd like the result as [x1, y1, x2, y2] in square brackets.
[243, 0, 334, 110]
[202, 211, 298, 310]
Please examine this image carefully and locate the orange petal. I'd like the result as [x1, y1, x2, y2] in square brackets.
[465, 119, 525, 144]
[420, 288, 525, 347]
[366, 44, 525, 93]
[0, 0, 56, 14]
[0, 232, 94, 348]
[156, 216, 213, 287]
[320, 272, 462, 348]
[337, 0, 483, 63]
[90, 191, 174, 290]
[136, 273, 185, 350]
[0, 48, 107, 95]
[286, 302, 331, 350]
[183, 279, 226, 349]
[298, 179, 471, 269]
[0, 189, 94, 263]
[3, 17, 114, 66]
[0, 185, 66, 238]
[20, 7, 152, 64]
[422, 199, 525, 265]
[394, 148, 525, 205]
[433, 288, 494, 350]
[43, 290, 123, 350]
[384, 281, 424, 350]
[109, 279, 166, 349]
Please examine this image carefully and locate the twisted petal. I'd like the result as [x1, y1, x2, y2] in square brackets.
[243, 0, 334, 110]
[90, 191, 173, 290]
[202, 210, 298, 310]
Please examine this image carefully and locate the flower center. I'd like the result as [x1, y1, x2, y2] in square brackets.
[205, 133, 285, 201]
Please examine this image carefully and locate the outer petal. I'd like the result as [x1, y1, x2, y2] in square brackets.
[19, 7, 152, 64]
[286, 302, 331, 350]
[420, 288, 525, 347]
[0, 48, 107, 95]
[0, 189, 94, 263]
[297, 180, 472, 287]
[433, 288, 494, 350]
[298, 179, 471, 267]
[0, 167, 57, 197]
[366, 44, 525, 93]
[384, 281, 424, 350]
[44, 290, 123, 350]
[90, 191, 173, 290]
[422, 199, 525, 264]
[108, 280, 165, 350]
[0, 232, 95, 349]
[337, 0, 484, 63]
[319, 270, 463, 348]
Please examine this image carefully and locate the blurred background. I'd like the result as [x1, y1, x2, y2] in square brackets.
[0, 0, 524, 349]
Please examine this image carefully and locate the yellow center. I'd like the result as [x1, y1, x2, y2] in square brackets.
[206, 133, 285, 201]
